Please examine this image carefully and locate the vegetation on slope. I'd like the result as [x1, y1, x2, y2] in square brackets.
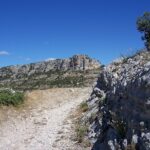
[0, 89, 24, 106]
[0, 69, 100, 90]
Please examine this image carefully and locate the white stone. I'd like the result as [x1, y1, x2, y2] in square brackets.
[108, 140, 116, 150]
[123, 139, 128, 148]
[132, 134, 138, 144]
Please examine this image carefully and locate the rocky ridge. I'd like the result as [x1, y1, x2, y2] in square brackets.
[83, 50, 150, 150]
[0, 55, 101, 90]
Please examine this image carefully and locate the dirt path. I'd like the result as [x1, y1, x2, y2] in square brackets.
[0, 88, 91, 150]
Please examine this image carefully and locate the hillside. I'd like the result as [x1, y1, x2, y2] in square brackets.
[0, 55, 101, 90]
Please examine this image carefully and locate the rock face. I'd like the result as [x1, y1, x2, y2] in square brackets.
[84, 50, 150, 150]
[0, 55, 101, 90]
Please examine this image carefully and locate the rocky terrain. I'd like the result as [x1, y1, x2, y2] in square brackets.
[0, 50, 150, 150]
[83, 50, 150, 150]
[0, 55, 101, 90]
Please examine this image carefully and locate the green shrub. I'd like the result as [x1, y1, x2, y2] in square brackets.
[75, 124, 88, 143]
[115, 119, 127, 139]
[79, 102, 88, 112]
[48, 76, 85, 88]
[0, 89, 24, 106]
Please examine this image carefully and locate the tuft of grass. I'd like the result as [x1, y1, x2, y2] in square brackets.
[72, 101, 91, 147]
[0, 89, 24, 106]
[79, 101, 88, 112]
[115, 119, 127, 139]
[120, 49, 146, 64]
[75, 124, 88, 143]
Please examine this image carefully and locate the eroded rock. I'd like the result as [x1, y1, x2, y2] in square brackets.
[84, 50, 150, 150]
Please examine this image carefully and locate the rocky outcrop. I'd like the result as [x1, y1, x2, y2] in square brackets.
[0, 55, 101, 90]
[84, 50, 150, 150]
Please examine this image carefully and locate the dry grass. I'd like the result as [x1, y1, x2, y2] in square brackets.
[69, 100, 91, 148]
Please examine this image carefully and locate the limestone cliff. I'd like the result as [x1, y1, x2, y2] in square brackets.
[0, 55, 101, 90]
[84, 50, 150, 150]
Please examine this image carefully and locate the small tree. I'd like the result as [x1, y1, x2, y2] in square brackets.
[137, 12, 150, 51]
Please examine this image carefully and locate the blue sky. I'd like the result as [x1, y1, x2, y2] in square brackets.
[0, 0, 149, 67]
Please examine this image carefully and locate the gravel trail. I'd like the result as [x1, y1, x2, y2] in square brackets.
[0, 88, 91, 150]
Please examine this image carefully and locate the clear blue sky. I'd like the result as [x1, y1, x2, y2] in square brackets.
[0, 0, 149, 67]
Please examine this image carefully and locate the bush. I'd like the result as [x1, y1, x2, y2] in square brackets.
[75, 124, 88, 143]
[114, 118, 127, 139]
[79, 102, 88, 112]
[0, 89, 24, 106]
